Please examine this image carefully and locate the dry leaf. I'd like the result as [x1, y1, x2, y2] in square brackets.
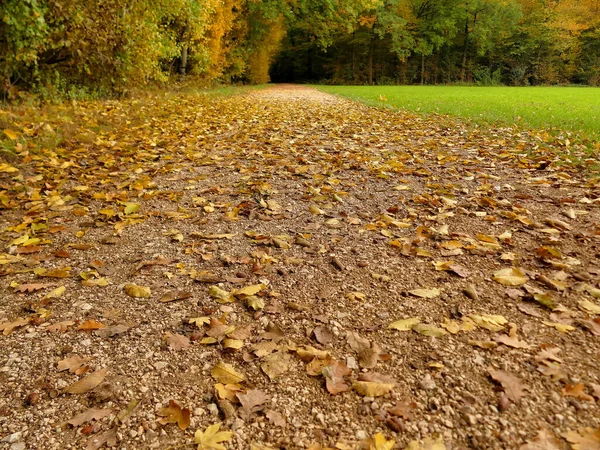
[408, 288, 441, 298]
[489, 370, 526, 403]
[65, 368, 108, 394]
[493, 267, 528, 286]
[261, 351, 293, 380]
[157, 400, 191, 430]
[58, 355, 91, 373]
[124, 283, 151, 298]
[562, 383, 595, 402]
[234, 284, 264, 297]
[212, 361, 246, 384]
[266, 409, 286, 427]
[194, 423, 233, 450]
[0, 317, 30, 335]
[65, 408, 112, 427]
[85, 427, 117, 450]
[236, 389, 269, 419]
[561, 427, 600, 450]
[160, 290, 192, 303]
[48, 320, 76, 333]
[519, 428, 561, 450]
[388, 317, 421, 331]
[323, 360, 352, 395]
[352, 381, 395, 397]
[165, 332, 190, 351]
[412, 323, 446, 337]
[77, 320, 105, 331]
[406, 435, 446, 450]
[368, 433, 395, 450]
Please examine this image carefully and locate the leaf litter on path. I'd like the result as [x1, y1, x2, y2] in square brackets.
[1, 85, 599, 449]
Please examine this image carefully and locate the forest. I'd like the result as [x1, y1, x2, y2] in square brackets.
[1, 0, 600, 98]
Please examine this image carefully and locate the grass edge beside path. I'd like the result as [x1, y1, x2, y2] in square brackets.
[314, 85, 600, 166]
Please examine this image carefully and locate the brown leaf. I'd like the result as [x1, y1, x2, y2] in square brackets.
[562, 383, 595, 402]
[519, 428, 561, 450]
[58, 355, 91, 373]
[323, 360, 352, 395]
[388, 400, 416, 420]
[0, 317, 30, 335]
[14, 283, 54, 293]
[157, 400, 191, 430]
[358, 342, 381, 369]
[165, 332, 190, 351]
[47, 320, 76, 333]
[561, 427, 600, 450]
[65, 408, 113, 427]
[261, 351, 293, 380]
[266, 409, 286, 427]
[65, 368, 108, 394]
[94, 324, 132, 338]
[489, 370, 526, 403]
[77, 320, 105, 331]
[85, 427, 117, 450]
[313, 325, 333, 345]
[160, 290, 192, 303]
[236, 389, 269, 420]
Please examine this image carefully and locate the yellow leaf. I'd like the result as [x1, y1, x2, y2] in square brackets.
[542, 321, 575, 333]
[189, 317, 211, 327]
[245, 295, 265, 310]
[493, 267, 528, 286]
[194, 423, 233, 450]
[3, 129, 18, 140]
[469, 314, 507, 332]
[64, 368, 108, 394]
[222, 338, 244, 350]
[578, 300, 600, 315]
[209, 286, 234, 303]
[352, 381, 395, 397]
[408, 288, 440, 298]
[388, 317, 421, 331]
[124, 283, 151, 298]
[370, 433, 395, 450]
[405, 435, 447, 450]
[234, 284, 264, 297]
[412, 323, 446, 337]
[122, 202, 140, 215]
[211, 361, 245, 384]
[44, 286, 66, 299]
[0, 162, 19, 173]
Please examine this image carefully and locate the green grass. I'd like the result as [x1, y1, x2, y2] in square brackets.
[315, 85, 600, 147]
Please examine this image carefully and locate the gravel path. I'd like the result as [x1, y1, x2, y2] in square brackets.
[0, 85, 599, 450]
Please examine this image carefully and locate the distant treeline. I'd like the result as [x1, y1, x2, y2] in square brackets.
[2, 0, 600, 97]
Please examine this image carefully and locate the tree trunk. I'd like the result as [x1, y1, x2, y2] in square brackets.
[180, 47, 189, 75]
[461, 17, 470, 81]
[368, 43, 374, 85]
[420, 53, 425, 85]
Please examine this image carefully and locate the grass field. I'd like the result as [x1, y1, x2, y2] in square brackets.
[315, 85, 600, 146]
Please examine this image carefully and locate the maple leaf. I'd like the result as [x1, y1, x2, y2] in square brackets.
[212, 361, 246, 384]
[562, 383, 595, 401]
[157, 400, 191, 430]
[194, 423, 233, 450]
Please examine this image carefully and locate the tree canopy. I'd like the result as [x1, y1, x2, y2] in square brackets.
[2, 0, 600, 96]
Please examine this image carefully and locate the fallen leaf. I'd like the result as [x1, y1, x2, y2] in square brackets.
[14, 283, 54, 293]
[408, 288, 441, 298]
[412, 323, 446, 337]
[165, 332, 190, 351]
[578, 299, 600, 315]
[388, 400, 416, 420]
[234, 284, 264, 297]
[212, 361, 246, 384]
[236, 389, 269, 419]
[48, 320, 76, 333]
[405, 435, 447, 450]
[261, 351, 293, 380]
[519, 428, 561, 450]
[194, 423, 233, 450]
[77, 320, 105, 331]
[157, 400, 191, 430]
[493, 267, 528, 286]
[266, 409, 286, 427]
[352, 381, 395, 397]
[160, 290, 192, 303]
[0, 317, 30, 335]
[65, 368, 108, 394]
[388, 317, 421, 331]
[313, 325, 334, 345]
[323, 360, 352, 394]
[85, 427, 117, 450]
[368, 433, 395, 450]
[542, 321, 575, 333]
[65, 408, 112, 427]
[489, 370, 526, 403]
[562, 383, 595, 402]
[124, 283, 151, 298]
[58, 355, 91, 373]
[561, 427, 600, 450]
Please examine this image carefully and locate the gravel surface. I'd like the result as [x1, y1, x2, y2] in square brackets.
[0, 85, 599, 450]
